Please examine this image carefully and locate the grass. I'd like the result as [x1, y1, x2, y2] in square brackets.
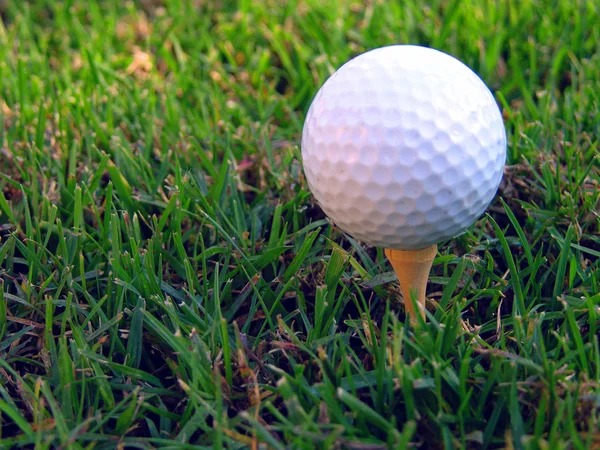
[0, 0, 598, 448]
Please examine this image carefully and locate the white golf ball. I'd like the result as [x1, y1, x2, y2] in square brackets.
[301, 45, 507, 250]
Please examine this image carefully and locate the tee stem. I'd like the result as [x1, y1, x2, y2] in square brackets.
[385, 245, 437, 324]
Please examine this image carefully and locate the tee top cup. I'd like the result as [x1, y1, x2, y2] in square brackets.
[301, 45, 507, 323]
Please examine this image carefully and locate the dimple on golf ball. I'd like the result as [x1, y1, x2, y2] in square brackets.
[301, 45, 507, 250]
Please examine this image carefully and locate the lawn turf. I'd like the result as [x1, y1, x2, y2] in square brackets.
[0, 0, 599, 448]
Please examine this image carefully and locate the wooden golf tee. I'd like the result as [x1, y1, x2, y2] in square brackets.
[385, 245, 437, 324]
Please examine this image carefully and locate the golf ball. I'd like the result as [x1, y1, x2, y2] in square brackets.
[301, 45, 507, 250]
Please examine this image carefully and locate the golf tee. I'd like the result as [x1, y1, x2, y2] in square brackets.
[385, 245, 437, 324]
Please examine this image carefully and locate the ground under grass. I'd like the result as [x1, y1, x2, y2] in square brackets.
[0, 0, 599, 449]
